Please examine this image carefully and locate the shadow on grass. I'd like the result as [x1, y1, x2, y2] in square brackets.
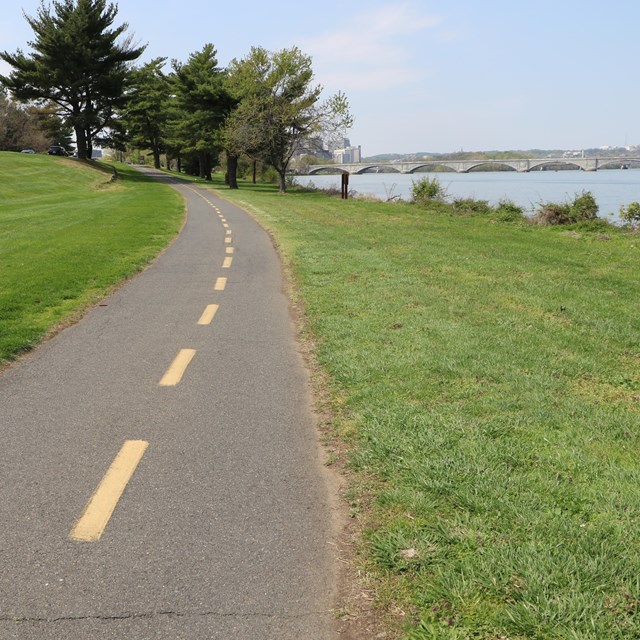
[120, 165, 344, 203]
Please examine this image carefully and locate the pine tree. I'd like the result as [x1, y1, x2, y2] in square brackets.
[0, 0, 145, 159]
[168, 44, 235, 180]
[124, 58, 171, 169]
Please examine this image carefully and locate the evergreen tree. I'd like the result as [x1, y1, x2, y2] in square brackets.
[124, 57, 171, 169]
[169, 44, 235, 180]
[0, 0, 145, 159]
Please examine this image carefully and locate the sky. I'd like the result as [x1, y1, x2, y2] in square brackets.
[1, 0, 639, 156]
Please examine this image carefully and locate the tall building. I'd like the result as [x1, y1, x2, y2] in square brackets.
[333, 145, 361, 163]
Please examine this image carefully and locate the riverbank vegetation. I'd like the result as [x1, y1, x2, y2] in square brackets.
[0, 152, 183, 366]
[204, 174, 640, 639]
[409, 175, 634, 232]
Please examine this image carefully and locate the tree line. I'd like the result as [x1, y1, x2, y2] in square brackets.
[0, 0, 352, 192]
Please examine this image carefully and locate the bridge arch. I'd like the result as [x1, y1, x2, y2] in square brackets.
[597, 158, 640, 170]
[351, 164, 402, 175]
[408, 163, 458, 173]
[308, 166, 348, 175]
[528, 159, 583, 172]
[464, 161, 518, 173]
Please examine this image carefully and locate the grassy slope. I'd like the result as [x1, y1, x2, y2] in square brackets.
[0, 153, 183, 364]
[209, 177, 640, 639]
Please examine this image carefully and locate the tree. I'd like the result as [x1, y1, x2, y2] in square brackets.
[225, 46, 352, 193]
[123, 57, 172, 169]
[0, 90, 46, 151]
[0, 0, 145, 159]
[28, 102, 73, 149]
[168, 44, 235, 180]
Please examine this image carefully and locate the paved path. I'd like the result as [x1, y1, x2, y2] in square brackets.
[0, 169, 337, 639]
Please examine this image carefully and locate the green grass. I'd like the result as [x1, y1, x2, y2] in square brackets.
[0, 152, 183, 365]
[205, 175, 640, 639]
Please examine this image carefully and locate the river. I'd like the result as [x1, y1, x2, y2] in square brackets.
[295, 168, 640, 221]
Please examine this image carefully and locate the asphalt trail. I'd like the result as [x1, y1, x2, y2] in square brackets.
[0, 168, 337, 639]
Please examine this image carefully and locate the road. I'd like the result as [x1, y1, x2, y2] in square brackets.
[0, 169, 338, 639]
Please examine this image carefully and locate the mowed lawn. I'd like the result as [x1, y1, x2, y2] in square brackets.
[212, 178, 640, 639]
[0, 153, 183, 365]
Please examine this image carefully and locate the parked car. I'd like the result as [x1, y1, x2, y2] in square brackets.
[48, 145, 67, 156]
[20, 149, 36, 154]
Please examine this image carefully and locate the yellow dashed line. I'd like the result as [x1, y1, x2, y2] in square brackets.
[226, 247, 234, 254]
[70, 440, 149, 542]
[159, 348, 196, 386]
[223, 257, 233, 268]
[214, 277, 227, 291]
[226, 230, 232, 235]
[225, 237, 232, 244]
[197, 304, 219, 325]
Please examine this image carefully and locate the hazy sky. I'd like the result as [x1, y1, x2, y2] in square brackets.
[1, 0, 638, 155]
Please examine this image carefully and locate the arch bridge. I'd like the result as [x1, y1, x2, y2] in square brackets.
[306, 157, 640, 175]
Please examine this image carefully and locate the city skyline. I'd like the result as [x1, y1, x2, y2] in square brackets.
[1, 0, 638, 156]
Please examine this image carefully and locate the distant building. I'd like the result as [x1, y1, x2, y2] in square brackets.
[333, 145, 361, 163]
[327, 137, 350, 154]
[293, 137, 331, 160]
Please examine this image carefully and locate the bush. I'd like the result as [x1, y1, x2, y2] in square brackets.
[451, 198, 492, 215]
[411, 176, 446, 204]
[619, 202, 640, 226]
[534, 191, 599, 226]
[571, 191, 598, 221]
[535, 202, 573, 225]
[493, 199, 525, 222]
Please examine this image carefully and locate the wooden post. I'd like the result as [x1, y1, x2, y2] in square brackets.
[341, 172, 349, 199]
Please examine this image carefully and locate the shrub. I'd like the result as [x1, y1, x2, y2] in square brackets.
[619, 202, 640, 226]
[535, 191, 599, 226]
[535, 202, 573, 225]
[411, 176, 446, 204]
[571, 191, 598, 221]
[451, 198, 492, 215]
[493, 199, 525, 222]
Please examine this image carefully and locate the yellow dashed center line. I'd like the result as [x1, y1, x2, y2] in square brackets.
[159, 348, 196, 386]
[214, 277, 227, 291]
[226, 230, 232, 235]
[197, 304, 219, 325]
[226, 247, 234, 254]
[223, 257, 233, 268]
[222, 223, 229, 228]
[70, 440, 149, 542]
[225, 237, 232, 244]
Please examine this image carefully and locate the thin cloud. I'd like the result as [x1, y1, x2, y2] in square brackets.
[300, 2, 442, 91]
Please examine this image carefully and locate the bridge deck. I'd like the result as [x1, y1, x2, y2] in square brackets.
[306, 157, 640, 175]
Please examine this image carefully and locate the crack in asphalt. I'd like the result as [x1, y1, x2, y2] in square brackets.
[0, 609, 333, 624]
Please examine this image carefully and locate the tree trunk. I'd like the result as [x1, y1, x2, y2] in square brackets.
[75, 125, 88, 159]
[227, 153, 239, 189]
[278, 169, 287, 194]
[153, 147, 161, 169]
[86, 131, 93, 161]
[252, 159, 257, 184]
